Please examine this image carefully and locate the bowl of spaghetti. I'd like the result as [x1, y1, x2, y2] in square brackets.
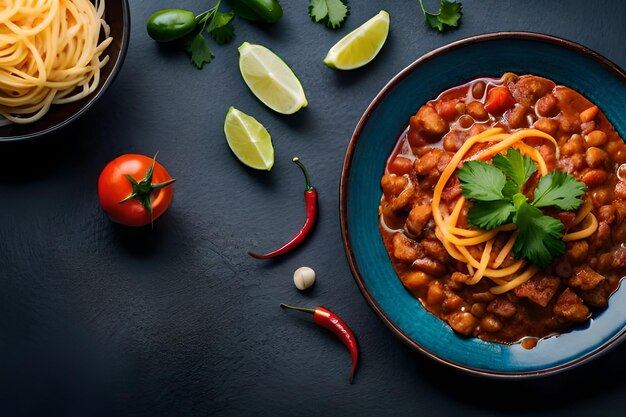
[340, 32, 626, 378]
[0, 0, 130, 141]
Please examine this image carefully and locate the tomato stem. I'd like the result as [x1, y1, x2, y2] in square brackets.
[119, 154, 176, 227]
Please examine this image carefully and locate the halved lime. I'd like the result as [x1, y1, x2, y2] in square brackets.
[224, 107, 274, 170]
[323, 10, 390, 70]
[238, 42, 308, 115]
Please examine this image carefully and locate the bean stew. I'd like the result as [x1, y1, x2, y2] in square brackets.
[379, 73, 626, 346]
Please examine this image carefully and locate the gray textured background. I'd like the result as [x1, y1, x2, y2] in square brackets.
[1, 1, 625, 416]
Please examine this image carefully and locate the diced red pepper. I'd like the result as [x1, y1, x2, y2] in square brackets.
[484, 86, 516, 116]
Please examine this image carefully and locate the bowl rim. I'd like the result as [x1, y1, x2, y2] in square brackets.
[339, 31, 626, 378]
[0, 0, 132, 143]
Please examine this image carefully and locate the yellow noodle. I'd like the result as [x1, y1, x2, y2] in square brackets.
[0, 0, 111, 124]
[429, 127, 594, 293]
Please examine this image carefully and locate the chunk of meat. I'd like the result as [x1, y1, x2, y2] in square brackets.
[558, 212, 576, 230]
[508, 75, 555, 107]
[486, 297, 517, 319]
[440, 176, 462, 204]
[411, 257, 447, 277]
[535, 93, 559, 117]
[615, 181, 626, 200]
[392, 233, 420, 263]
[514, 273, 561, 307]
[539, 144, 557, 172]
[420, 237, 449, 263]
[590, 221, 611, 249]
[580, 283, 610, 308]
[553, 288, 590, 322]
[450, 271, 472, 285]
[410, 105, 449, 140]
[404, 205, 432, 237]
[612, 247, 626, 269]
[569, 265, 605, 291]
[566, 240, 588, 264]
[506, 104, 529, 129]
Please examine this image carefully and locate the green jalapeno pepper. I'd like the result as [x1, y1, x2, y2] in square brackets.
[226, 0, 283, 23]
[147, 9, 197, 42]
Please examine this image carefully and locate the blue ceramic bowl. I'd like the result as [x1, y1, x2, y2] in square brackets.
[340, 32, 626, 378]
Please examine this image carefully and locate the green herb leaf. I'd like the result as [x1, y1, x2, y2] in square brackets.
[532, 170, 587, 211]
[184, 33, 214, 69]
[513, 197, 565, 268]
[457, 160, 506, 201]
[502, 180, 520, 199]
[208, 11, 235, 45]
[309, 0, 349, 29]
[468, 199, 516, 230]
[419, 0, 463, 32]
[492, 148, 537, 192]
[458, 146, 588, 268]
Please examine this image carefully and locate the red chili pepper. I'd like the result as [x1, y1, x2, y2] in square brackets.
[249, 157, 318, 259]
[280, 303, 359, 383]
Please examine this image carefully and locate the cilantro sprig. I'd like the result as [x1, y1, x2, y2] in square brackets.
[457, 148, 587, 268]
[184, 1, 235, 69]
[309, 0, 349, 29]
[418, 0, 462, 32]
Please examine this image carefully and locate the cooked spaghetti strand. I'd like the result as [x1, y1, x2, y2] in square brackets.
[0, 0, 111, 124]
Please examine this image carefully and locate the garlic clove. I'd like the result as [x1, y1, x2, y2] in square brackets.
[293, 266, 316, 290]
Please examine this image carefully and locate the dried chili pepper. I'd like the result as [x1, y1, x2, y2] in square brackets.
[280, 303, 358, 383]
[249, 157, 318, 259]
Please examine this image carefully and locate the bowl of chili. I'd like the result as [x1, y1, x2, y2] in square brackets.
[340, 32, 626, 378]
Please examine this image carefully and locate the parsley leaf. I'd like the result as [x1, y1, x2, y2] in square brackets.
[532, 170, 587, 210]
[309, 0, 349, 29]
[457, 147, 588, 267]
[492, 148, 537, 192]
[419, 0, 463, 32]
[512, 195, 565, 268]
[457, 160, 506, 201]
[468, 199, 515, 230]
[184, 33, 214, 69]
[208, 11, 235, 45]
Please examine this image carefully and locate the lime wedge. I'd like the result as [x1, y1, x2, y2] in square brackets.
[224, 107, 274, 170]
[238, 42, 308, 115]
[323, 10, 390, 70]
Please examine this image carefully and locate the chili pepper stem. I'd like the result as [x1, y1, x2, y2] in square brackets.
[280, 303, 315, 314]
[292, 157, 313, 191]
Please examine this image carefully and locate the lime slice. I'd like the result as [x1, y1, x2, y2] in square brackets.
[323, 10, 390, 70]
[238, 42, 308, 115]
[224, 107, 274, 170]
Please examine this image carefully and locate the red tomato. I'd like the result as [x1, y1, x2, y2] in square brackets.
[484, 86, 516, 116]
[98, 154, 175, 226]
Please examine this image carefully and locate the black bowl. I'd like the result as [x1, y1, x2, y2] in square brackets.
[0, 0, 131, 142]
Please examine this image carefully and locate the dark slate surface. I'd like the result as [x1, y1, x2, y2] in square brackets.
[1, 1, 625, 416]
